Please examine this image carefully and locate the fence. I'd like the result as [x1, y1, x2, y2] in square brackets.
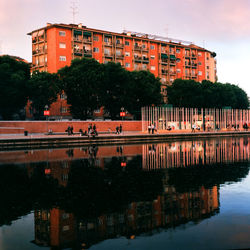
[141, 106, 250, 132]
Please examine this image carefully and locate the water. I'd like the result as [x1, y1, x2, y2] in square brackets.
[0, 136, 249, 250]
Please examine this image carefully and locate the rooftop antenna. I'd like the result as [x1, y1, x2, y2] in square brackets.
[70, 0, 78, 24]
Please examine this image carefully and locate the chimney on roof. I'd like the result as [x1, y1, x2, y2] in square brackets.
[78, 23, 82, 28]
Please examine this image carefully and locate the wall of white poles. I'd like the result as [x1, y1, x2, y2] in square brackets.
[141, 107, 250, 132]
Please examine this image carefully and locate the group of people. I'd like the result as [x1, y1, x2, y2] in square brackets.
[87, 123, 98, 137]
[148, 123, 157, 134]
[66, 125, 74, 135]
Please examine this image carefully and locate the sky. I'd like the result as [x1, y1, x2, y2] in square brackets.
[0, 0, 249, 97]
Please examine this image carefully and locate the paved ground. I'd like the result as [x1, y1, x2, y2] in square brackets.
[0, 129, 249, 140]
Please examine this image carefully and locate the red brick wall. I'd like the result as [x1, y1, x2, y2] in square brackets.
[0, 121, 142, 134]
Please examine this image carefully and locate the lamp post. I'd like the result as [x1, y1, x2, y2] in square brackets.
[44, 105, 50, 133]
[120, 107, 125, 121]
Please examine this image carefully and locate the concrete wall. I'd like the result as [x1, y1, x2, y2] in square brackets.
[0, 121, 142, 134]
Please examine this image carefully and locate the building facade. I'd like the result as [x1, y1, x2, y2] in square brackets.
[28, 23, 217, 118]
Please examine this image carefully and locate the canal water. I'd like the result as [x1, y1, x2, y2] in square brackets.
[0, 136, 249, 250]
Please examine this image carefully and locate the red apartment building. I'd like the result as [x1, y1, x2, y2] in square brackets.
[28, 23, 217, 119]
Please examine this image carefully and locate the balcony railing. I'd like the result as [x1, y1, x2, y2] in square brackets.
[104, 42, 112, 46]
[74, 48, 83, 56]
[134, 45, 141, 50]
[104, 53, 113, 58]
[83, 38, 92, 43]
[161, 70, 168, 74]
[115, 43, 124, 48]
[116, 54, 124, 59]
[73, 37, 83, 42]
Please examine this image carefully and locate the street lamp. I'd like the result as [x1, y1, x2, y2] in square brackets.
[44, 105, 50, 133]
[120, 107, 125, 120]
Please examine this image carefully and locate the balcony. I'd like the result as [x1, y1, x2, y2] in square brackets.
[104, 41, 112, 46]
[142, 57, 149, 63]
[161, 69, 168, 75]
[116, 54, 124, 59]
[32, 48, 47, 55]
[134, 56, 142, 62]
[74, 48, 83, 56]
[104, 53, 113, 58]
[73, 36, 83, 42]
[83, 37, 92, 43]
[185, 54, 191, 58]
[115, 42, 124, 48]
[161, 59, 168, 64]
[83, 49, 92, 57]
[170, 71, 176, 75]
[134, 45, 141, 51]
[191, 54, 196, 58]
[142, 46, 148, 52]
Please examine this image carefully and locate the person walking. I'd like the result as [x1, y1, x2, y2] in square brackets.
[119, 124, 123, 134]
[148, 124, 151, 134]
[116, 126, 120, 134]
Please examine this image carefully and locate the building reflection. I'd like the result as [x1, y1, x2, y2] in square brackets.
[33, 170, 219, 249]
[28, 137, 250, 248]
[143, 137, 249, 170]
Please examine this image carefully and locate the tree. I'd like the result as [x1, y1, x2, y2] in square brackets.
[126, 70, 163, 119]
[167, 79, 249, 109]
[0, 55, 30, 120]
[58, 58, 104, 120]
[28, 71, 60, 119]
[100, 62, 130, 119]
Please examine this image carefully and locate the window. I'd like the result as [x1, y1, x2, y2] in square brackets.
[142, 64, 147, 70]
[176, 49, 180, 53]
[151, 66, 156, 70]
[116, 50, 121, 55]
[198, 52, 202, 56]
[176, 69, 181, 73]
[142, 44, 146, 49]
[176, 58, 181, 63]
[60, 93, 67, 100]
[104, 37, 110, 43]
[59, 43, 66, 49]
[60, 106, 67, 113]
[116, 39, 121, 44]
[207, 66, 209, 69]
[125, 63, 130, 68]
[59, 31, 66, 36]
[104, 48, 110, 55]
[125, 41, 130, 46]
[198, 71, 202, 76]
[125, 52, 130, 57]
[59, 56, 66, 61]
[94, 109, 100, 113]
[93, 36, 99, 41]
[150, 45, 155, 50]
[150, 55, 155, 59]
[198, 62, 202, 65]
[93, 47, 99, 53]
[134, 64, 139, 70]
[62, 225, 70, 231]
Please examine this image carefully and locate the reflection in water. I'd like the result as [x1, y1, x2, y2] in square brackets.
[143, 137, 249, 170]
[0, 136, 249, 249]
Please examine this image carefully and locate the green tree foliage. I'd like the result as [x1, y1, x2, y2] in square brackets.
[101, 62, 129, 119]
[59, 58, 163, 119]
[59, 58, 103, 120]
[28, 71, 60, 119]
[126, 70, 163, 119]
[0, 55, 30, 119]
[167, 79, 249, 109]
